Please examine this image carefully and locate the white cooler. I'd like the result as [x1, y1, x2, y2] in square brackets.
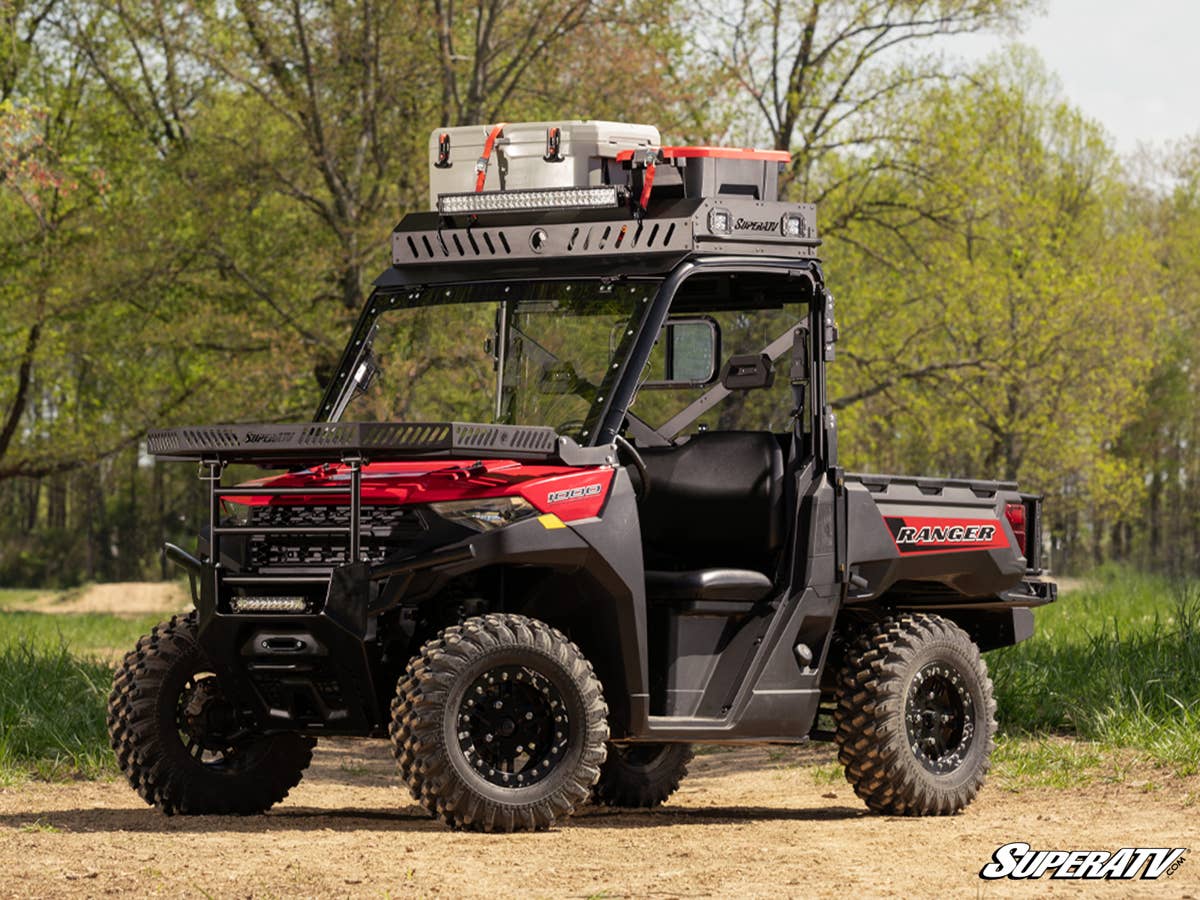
[428, 121, 661, 208]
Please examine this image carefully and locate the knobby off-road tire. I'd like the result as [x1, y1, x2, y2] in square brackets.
[834, 613, 996, 816]
[591, 743, 694, 808]
[390, 613, 609, 832]
[107, 613, 315, 815]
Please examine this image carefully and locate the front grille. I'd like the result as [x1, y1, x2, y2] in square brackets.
[244, 504, 426, 570]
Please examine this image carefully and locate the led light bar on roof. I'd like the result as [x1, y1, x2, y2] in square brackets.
[438, 185, 620, 216]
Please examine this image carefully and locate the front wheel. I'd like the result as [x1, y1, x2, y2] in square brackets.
[107, 614, 314, 815]
[834, 613, 996, 816]
[390, 614, 609, 832]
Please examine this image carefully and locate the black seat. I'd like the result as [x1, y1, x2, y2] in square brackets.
[638, 430, 786, 574]
[637, 431, 785, 609]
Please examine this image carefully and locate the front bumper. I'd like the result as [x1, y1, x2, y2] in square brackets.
[168, 511, 599, 736]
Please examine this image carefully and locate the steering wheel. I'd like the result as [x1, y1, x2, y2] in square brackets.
[614, 435, 651, 500]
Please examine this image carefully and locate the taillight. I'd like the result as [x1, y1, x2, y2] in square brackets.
[1005, 502, 1027, 556]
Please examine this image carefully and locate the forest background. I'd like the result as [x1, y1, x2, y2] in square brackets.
[2, 0, 1197, 586]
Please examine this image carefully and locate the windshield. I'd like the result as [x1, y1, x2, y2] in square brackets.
[323, 280, 658, 443]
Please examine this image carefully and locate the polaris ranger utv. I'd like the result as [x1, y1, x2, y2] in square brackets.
[109, 121, 1056, 831]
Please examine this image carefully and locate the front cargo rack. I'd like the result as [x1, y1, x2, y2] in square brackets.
[155, 423, 577, 612]
[165, 460, 476, 614]
[147, 421, 614, 467]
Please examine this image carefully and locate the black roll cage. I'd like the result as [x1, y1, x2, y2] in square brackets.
[315, 255, 835, 473]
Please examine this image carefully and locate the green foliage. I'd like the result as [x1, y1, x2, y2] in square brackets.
[0, 609, 163, 656]
[825, 55, 1160, 551]
[0, 1, 718, 582]
[0, 607, 163, 781]
[990, 569, 1200, 774]
[1109, 140, 1200, 572]
[0, 642, 116, 782]
[0, 3, 1195, 579]
[990, 735, 1111, 790]
[0, 587, 47, 607]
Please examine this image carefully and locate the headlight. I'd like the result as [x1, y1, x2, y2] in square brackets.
[429, 496, 537, 532]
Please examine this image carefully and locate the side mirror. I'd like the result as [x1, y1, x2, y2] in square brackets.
[641, 317, 721, 389]
[721, 353, 774, 391]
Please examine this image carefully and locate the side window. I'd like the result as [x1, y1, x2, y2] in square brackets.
[629, 275, 808, 437]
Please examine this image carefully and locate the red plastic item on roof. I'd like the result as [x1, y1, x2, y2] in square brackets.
[616, 146, 791, 164]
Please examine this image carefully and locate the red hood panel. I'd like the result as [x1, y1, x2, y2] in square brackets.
[226, 459, 615, 522]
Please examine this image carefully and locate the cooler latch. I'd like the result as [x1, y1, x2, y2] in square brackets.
[544, 126, 563, 162]
[435, 132, 452, 169]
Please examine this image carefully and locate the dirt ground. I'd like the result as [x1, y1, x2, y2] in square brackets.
[0, 740, 1195, 899]
[10, 582, 190, 618]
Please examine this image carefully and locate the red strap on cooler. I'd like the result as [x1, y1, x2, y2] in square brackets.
[639, 161, 656, 211]
[475, 122, 508, 192]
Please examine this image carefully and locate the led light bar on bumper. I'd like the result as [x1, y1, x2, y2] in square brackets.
[438, 186, 620, 216]
[429, 496, 537, 532]
[231, 596, 308, 613]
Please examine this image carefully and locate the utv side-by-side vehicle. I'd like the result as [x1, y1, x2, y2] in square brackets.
[109, 121, 1056, 831]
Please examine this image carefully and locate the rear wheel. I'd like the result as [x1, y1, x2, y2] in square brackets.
[591, 742, 693, 808]
[834, 613, 995, 816]
[107, 614, 314, 815]
[391, 613, 609, 832]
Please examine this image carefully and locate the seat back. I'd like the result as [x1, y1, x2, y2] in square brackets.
[638, 431, 786, 573]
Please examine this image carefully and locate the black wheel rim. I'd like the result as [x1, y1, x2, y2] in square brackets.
[904, 662, 975, 774]
[176, 673, 246, 770]
[456, 664, 570, 788]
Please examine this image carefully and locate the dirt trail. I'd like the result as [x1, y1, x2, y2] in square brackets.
[10, 582, 189, 618]
[0, 740, 1195, 899]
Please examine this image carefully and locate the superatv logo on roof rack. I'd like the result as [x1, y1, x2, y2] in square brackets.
[735, 218, 779, 233]
[244, 431, 297, 444]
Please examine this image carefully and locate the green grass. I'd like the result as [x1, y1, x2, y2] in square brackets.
[19, 818, 64, 834]
[0, 642, 117, 782]
[0, 567, 1197, 785]
[0, 607, 160, 782]
[0, 610, 163, 658]
[989, 566, 1200, 776]
[0, 587, 56, 608]
[809, 761, 843, 785]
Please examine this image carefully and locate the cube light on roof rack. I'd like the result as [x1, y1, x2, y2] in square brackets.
[438, 185, 620, 216]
